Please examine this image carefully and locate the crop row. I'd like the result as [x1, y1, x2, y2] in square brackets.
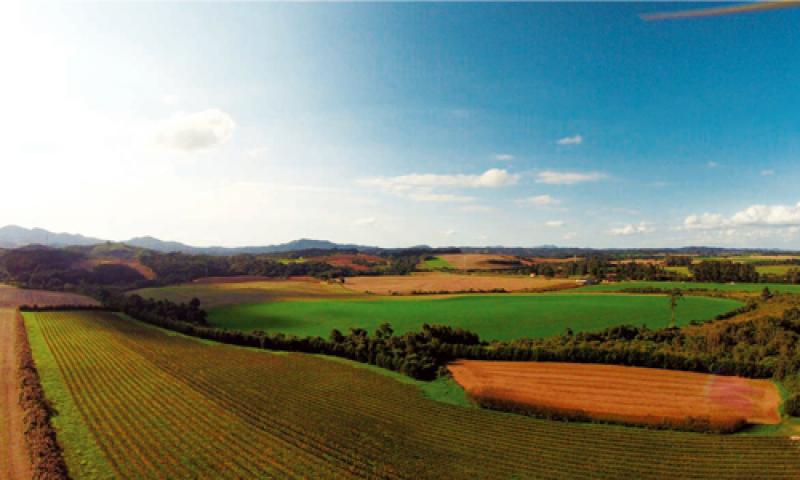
[29, 311, 800, 479]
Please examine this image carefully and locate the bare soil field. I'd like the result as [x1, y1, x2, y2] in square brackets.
[449, 360, 781, 431]
[0, 284, 98, 308]
[0, 308, 30, 480]
[315, 253, 387, 271]
[342, 272, 575, 295]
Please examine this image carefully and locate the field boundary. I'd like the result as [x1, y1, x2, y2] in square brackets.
[16, 309, 70, 479]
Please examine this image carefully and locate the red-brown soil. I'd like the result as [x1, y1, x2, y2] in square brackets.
[0, 308, 31, 480]
[342, 272, 575, 295]
[449, 360, 781, 431]
[0, 285, 98, 308]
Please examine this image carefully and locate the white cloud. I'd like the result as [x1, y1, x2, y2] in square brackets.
[683, 202, 800, 231]
[682, 213, 728, 231]
[442, 228, 457, 237]
[459, 205, 494, 213]
[563, 232, 577, 241]
[360, 168, 519, 190]
[494, 153, 514, 161]
[557, 134, 583, 145]
[707, 161, 719, 168]
[609, 222, 655, 236]
[517, 194, 560, 206]
[161, 94, 180, 106]
[545, 220, 565, 228]
[244, 146, 269, 160]
[407, 192, 475, 203]
[536, 170, 607, 185]
[354, 217, 376, 227]
[154, 109, 236, 152]
[761, 169, 775, 176]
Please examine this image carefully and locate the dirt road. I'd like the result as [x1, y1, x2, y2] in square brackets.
[0, 308, 30, 480]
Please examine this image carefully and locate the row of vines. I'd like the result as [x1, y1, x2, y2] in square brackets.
[27, 311, 800, 479]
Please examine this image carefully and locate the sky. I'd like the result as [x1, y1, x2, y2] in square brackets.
[1, 2, 799, 248]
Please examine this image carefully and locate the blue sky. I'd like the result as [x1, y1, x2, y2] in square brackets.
[1, 2, 799, 248]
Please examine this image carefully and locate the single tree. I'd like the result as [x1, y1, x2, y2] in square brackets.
[669, 288, 684, 328]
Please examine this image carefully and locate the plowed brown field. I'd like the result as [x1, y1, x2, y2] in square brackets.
[342, 272, 575, 295]
[449, 360, 781, 430]
[0, 284, 98, 308]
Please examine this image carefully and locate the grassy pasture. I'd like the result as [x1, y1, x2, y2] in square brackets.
[208, 294, 742, 341]
[576, 280, 800, 294]
[26, 311, 800, 478]
[418, 256, 453, 270]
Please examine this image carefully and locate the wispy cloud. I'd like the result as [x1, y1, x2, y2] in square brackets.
[557, 134, 583, 145]
[494, 153, 514, 161]
[545, 220, 565, 228]
[354, 217, 376, 227]
[707, 161, 719, 168]
[609, 222, 655, 236]
[154, 109, 236, 152]
[360, 168, 519, 190]
[517, 194, 560, 206]
[761, 169, 775, 176]
[536, 170, 607, 185]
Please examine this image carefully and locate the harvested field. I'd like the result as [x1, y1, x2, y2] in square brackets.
[315, 253, 387, 272]
[0, 284, 97, 308]
[26, 310, 800, 479]
[133, 278, 358, 309]
[342, 272, 574, 295]
[449, 361, 781, 432]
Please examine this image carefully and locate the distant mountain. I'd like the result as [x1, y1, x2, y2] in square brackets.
[2, 225, 799, 256]
[0, 225, 104, 248]
[125, 236, 376, 255]
[0, 226, 376, 255]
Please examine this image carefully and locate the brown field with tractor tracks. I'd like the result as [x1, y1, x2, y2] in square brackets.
[341, 272, 576, 295]
[449, 360, 781, 432]
[0, 284, 98, 308]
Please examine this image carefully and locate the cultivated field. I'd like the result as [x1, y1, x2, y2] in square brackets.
[208, 294, 742, 341]
[26, 311, 800, 479]
[577, 280, 800, 294]
[341, 272, 574, 295]
[0, 284, 98, 308]
[133, 277, 357, 309]
[449, 361, 781, 431]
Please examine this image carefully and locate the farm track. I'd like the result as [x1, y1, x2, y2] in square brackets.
[27, 311, 800, 479]
[0, 308, 31, 480]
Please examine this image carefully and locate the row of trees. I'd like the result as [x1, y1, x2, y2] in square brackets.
[689, 261, 759, 283]
[97, 294, 478, 380]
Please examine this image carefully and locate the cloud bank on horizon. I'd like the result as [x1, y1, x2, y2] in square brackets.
[1, 2, 798, 248]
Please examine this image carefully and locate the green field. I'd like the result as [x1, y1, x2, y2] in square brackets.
[756, 265, 798, 276]
[419, 256, 453, 270]
[209, 294, 742, 341]
[577, 280, 800, 294]
[664, 266, 691, 276]
[25, 310, 800, 478]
